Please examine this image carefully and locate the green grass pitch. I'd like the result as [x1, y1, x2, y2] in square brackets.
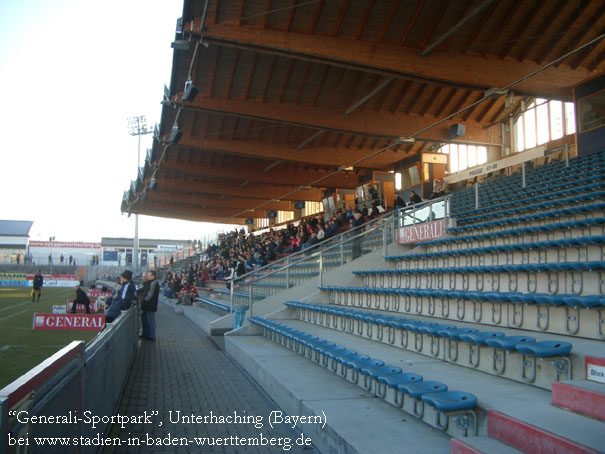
[0, 287, 99, 389]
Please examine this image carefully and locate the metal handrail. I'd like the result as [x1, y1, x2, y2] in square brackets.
[233, 212, 402, 315]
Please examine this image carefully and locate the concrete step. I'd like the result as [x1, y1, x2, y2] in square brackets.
[288, 302, 603, 391]
[254, 318, 605, 452]
[226, 333, 452, 454]
[450, 436, 523, 454]
[551, 380, 605, 420]
[487, 410, 601, 454]
[162, 298, 230, 336]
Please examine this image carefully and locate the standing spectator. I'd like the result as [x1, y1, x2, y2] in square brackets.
[16, 253, 20, 265]
[141, 270, 159, 340]
[32, 270, 43, 302]
[71, 285, 91, 314]
[69, 255, 73, 266]
[48, 254, 52, 264]
[60, 254, 64, 264]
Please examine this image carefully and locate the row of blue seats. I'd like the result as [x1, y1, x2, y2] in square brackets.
[385, 235, 605, 262]
[448, 202, 605, 234]
[212, 289, 265, 300]
[249, 316, 478, 416]
[454, 180, 605, 220]
[194, 296, 230, 313]
[456, 191, 605, 226]
[284, 301, 573, 358]
[423, 218, 605, 248]
[319, 285, 605, 308]
[451, 160, 605, 211]
[452, 166, 604, 205]
[353, 260, 605, 275]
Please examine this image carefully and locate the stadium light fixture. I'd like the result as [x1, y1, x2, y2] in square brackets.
[127, 115, 154, 274]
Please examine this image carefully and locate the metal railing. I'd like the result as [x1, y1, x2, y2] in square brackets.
[0, 284, 138, 454]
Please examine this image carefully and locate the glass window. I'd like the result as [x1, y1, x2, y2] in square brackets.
[467, 145, 477, 167]
[536, 101, 549, 145]
[578, 91, 605, 132]
[458, 144, 468, 171]
[524, 107, 537, 149]
[450, 146, 459, 173]
[477, 146, 487, 165]
[550, 100, 564, 140]
[565, 102, 576, 135]
[515, 117, 524, 152]
[395, 172, 402, 191]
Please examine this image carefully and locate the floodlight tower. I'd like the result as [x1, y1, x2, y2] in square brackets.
[127, 115, 153, 275]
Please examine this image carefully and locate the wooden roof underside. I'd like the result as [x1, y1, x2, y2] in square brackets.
[122, 0, 604, 224]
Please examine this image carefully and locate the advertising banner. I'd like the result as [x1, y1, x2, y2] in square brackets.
[52, 305, 67, 314]
[397, 219, 446, 244]
[0, 280, 29, 287]
[29, 241, 101, 248]
[30, 280, 80, 288]
[32, 313, 105, 331]
[0, 273, 26, 280]
[67, 301, 104, 313]
[87, 289, 112, 298]
[25, 274, 76, 281]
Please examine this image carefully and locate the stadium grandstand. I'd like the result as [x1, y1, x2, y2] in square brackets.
[2, 1, 604, 453]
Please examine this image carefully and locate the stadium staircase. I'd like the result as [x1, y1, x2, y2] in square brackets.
[222, 150, 605, 454]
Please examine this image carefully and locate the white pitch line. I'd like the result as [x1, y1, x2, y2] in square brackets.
[0, 308, 32, 323]
[0, 300, 34, 313]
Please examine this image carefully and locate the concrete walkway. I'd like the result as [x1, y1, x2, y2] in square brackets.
[108, 299, 318, 454]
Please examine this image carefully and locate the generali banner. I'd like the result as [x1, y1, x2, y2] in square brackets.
[397, 219, 446, 244]
[32, 313, 105, 331]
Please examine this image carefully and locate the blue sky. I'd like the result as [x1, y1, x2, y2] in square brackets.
[0, 0, 237, 242]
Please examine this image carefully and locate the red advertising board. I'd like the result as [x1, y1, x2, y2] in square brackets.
[397, 219, 446, 244]
[32, 313, 105, 331]
[25, 274, 76, 281]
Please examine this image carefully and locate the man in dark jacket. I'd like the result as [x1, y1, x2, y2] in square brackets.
[140, 270, 159, 340]
[32, 270, 43, 302]
[105, 270, 137, 323]
[71, 285, 91, 314]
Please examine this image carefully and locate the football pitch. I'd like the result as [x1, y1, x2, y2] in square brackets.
[0, 287, 98, 389]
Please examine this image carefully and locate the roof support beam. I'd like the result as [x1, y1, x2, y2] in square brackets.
[155, 177, 323, 201]
[191, 23, 594, 99]
[176, 96, 499, 144]
[160, 158, 361, 188]
[174, 135, 403, 169]
[420, 0, 497, 56]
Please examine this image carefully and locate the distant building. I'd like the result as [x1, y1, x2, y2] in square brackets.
[0, 220, 33, 264]
[100, 237, 192, 267]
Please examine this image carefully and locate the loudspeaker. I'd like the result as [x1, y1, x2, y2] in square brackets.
[169, 126, 182, 145]
[294, 201, 305, 209]
[182, 80, 199, 102]
[450, 123, 466, 138]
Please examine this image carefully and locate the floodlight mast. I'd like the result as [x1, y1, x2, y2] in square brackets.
[127, 115, 153, 275]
